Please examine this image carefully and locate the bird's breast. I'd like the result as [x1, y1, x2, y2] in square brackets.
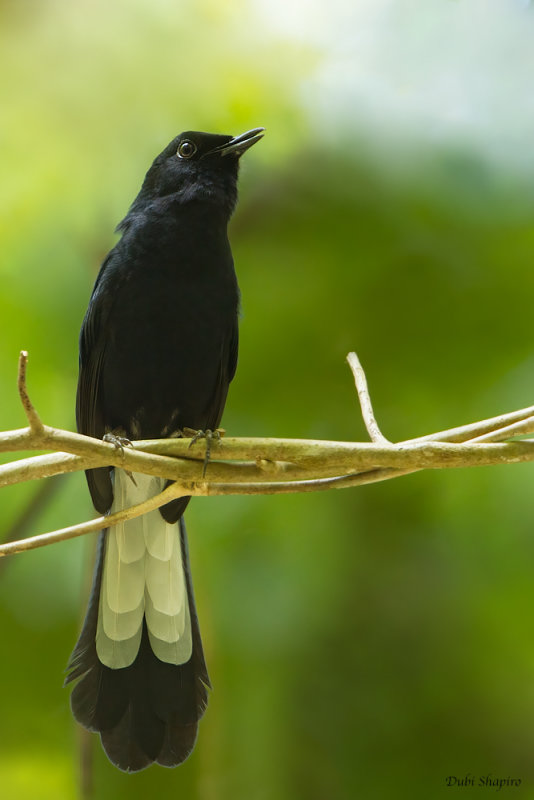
[96, 228, 238, 438]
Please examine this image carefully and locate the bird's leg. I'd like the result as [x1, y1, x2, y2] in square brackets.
[103, 430, 137, 485]
[180, 427, 225, 477]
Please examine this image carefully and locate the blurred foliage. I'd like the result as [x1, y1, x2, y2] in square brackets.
[2, 1, 534, 799]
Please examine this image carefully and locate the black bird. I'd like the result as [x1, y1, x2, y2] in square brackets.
[65, 127, 264, 771]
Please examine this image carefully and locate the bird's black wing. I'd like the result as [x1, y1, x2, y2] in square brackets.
[226, 315, 239, 385]
[76, 257, 114, 513]
[207, 315, 239, 428]
[161, 318, 239, 525]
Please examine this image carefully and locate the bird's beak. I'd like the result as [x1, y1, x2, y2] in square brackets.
[210, 127, 265, 158]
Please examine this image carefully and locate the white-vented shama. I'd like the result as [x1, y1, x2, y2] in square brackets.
[96, 469, 192, 669]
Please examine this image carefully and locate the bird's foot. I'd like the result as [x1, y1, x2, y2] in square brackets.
[181, 427, 225, 477]
[103, 431, 132, 451]
[103, 431, 136, 485]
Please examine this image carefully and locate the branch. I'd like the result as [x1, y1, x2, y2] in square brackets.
[17, 350, 44, 433]
[0, 480, 187, 556]
[1, 350, 534, 557]
[347, 351, 390, 443]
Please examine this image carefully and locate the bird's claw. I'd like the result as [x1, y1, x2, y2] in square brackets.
[103, 432, 137, 485]
[103, 431, 132, 451]
[181, 427, 225, 477]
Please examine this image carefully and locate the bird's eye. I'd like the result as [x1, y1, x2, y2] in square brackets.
[177, 140, 197, 159]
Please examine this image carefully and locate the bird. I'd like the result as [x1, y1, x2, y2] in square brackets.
[65, 127, 264, 772]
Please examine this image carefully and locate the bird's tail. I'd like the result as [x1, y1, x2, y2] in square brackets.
[65, 469, 210, 772]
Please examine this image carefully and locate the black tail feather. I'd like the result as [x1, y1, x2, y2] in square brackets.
[65, 519, 210, 772]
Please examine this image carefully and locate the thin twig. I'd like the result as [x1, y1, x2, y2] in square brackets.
[346, 351, 390, 443]
[17, 351, 44, 433]
[406, 407, 534, 444]
[0, 480, 188, 557]
[466, 415, 534, 444]
[0, 452, 99, 488]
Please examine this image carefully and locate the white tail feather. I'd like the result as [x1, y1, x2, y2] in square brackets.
[101, 577, 144, 640]
[144, 508, 174, 559]
[145, 590, 187, 642]
[96, 469, 192, 669]
[104, 531, 145, 612]
[145, 543, 185, 614]
[147, 594, 193, 664]
[96, 597, 143, 668]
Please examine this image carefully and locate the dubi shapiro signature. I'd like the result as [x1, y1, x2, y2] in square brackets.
[446, 774, 521, 791]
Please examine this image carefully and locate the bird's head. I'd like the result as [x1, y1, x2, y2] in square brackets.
[122, 128, 264, 226]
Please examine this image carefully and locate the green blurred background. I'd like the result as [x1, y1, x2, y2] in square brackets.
[2, 0, 534, 797]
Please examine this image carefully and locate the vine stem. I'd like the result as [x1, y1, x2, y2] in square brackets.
[1, 349, 533, 557]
